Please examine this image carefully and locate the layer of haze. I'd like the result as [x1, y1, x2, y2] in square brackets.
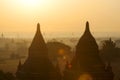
[0, 0, 120, 38]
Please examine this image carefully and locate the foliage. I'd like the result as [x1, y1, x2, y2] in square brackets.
[100, 38, 119, 62]
[0, 70, 15, 80]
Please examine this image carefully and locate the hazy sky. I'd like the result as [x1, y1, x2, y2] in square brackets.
[0, 0, 120, 38]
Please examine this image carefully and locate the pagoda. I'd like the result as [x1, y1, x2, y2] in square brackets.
[16, 23, 61, 80]
[63, 22, 114, 80]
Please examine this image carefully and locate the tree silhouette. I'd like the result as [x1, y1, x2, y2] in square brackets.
[0, 70, 15, 80]
[0, 70, 5, 80]
[5, 72, 15, 80]
[100, 38, 119, 62]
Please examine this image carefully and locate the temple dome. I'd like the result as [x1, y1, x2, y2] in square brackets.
[28, 23, 48, 58]
[75, 21, 104, 67]
[76, 21, 98, 51]
[29, 23, 47, 51]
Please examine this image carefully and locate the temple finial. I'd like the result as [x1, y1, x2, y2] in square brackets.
[17, 59, 22, 71]
[108, 61, 112, 68]
[37, 23, 40, 31]
[109, 38, 112, 42]
[85, 21, 90, 32]
[19, 59, 22, 67]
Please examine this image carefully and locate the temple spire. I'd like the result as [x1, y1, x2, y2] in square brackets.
[106, 62, 112, 71]
[17, 59, 22, 71]
[16, 23, 62, 80]
[85, 21, 90, 33]
[37, 23, 40, 32]
[29, 23, 46, 51]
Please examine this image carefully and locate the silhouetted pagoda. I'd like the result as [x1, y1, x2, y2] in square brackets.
[16, 23, 61, 80]
[63, 22, 114, 80]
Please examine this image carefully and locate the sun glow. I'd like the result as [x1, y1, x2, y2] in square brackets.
[16, 0, 54, 13]
[78, 74, 93, 80]
[19, 0, 40, 7]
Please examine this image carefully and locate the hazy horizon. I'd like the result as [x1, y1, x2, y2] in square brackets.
[0, 0, 120, 38]
[1, 31, 120, 39]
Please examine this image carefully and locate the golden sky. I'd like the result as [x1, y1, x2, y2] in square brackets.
[0, 0, 120, 38]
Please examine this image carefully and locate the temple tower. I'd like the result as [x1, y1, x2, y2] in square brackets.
[16, 23, 61, 80]
[63, 21, 114, 80]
